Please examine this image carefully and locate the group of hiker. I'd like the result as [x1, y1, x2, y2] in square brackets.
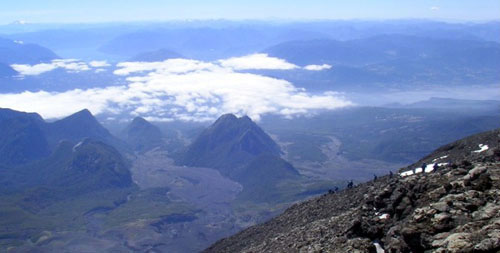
[412, 161, 442, 174]
[328, 160, 448, 195]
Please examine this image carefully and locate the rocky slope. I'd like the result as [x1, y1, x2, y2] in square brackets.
[205, 128, 500, 252]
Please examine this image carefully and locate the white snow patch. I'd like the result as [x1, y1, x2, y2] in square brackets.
[400, 163, 448, 177]
[473, 144, 489, 153]
[73, 141, 83, 151]
[14, 40, 24, 44]
[378, 213, 389, 220]
[374, 242, 385, 253]
[432, 155, 448, 162]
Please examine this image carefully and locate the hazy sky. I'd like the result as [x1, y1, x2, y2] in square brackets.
[1, 0, 499, 24]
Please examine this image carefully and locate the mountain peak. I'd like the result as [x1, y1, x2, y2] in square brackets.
[72, 108, 93, 117]
[122, 116, 163, 152]
[131, 116, 148, 124]
[45, 108, 114, 148]
[180, 113, 281, 174]
[213, 113, 238, 124]
[211, 114, 256, 130]
[59, 109, 97, 124]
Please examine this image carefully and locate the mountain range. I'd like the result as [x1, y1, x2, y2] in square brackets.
[262, 35, 500, 90]
[0, 108, 126, 166]
[0, 108, 134, 195]
[0, 105, 499, 251]
[0, 37, 58, 64]
[129, 48, 184, 62]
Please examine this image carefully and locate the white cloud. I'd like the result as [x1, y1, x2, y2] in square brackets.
[1, 57, 353, 121]
[304, 64, 332, 71]
[114, 58, 218, 76]
[11, 59, 104, 76]
[430, 6, 440, 11]
[11, 63, 58, 75]
[218, 53, 299, 70]
[89, 60, 111, 68]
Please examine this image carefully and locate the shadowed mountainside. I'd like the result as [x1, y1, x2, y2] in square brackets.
[120, 116, 164, 153]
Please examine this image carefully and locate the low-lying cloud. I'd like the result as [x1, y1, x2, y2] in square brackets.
[11, 59, 110, 76]
[218, 53, 299, 70]
[304, 64, 332, 71]
[1, 55, 352, 121]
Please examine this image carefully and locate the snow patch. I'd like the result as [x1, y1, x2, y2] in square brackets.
[14, 40, 24, 44]
[73, 141, 83, 151]
[400, 163, 447, 177]
[473, 144, 489, 153]
[432, 155, 448, 162]
[374, 242, 385, 253]
[378, 213, 389, 220]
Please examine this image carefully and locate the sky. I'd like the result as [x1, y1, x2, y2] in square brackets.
[1, 0, 499, 24]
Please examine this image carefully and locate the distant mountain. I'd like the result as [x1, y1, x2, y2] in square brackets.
[205, 128, 500, 252]
[99, 27, 282, 60]
[263, 35, 500, 89]
[180, 114, 281, 175]
[0, 107, 44, 122]
[0, 37, 58, 64]
[129, 48, 184, 62]
[121, 117, 164, 152]
[390, 97, 500, 112]
[0, 109, 50, 166]
[43, 109, 124, 150]
[0, 108, 128, 160]
[265, 35, 500, 66]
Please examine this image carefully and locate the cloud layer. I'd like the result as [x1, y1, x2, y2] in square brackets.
[11, 59, 110, 76]
[2, 55, 351, 121]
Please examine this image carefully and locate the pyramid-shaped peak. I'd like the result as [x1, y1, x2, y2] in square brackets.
[213, 114, 256, 127]
[132, 116, 148, 123]
[215, 113, 238, 122]
[66, 109, 95, 121]
[127, 116, 159, 130]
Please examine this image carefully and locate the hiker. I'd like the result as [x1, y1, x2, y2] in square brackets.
[373, 174, 377, 181]
[347, 180, 353, 189]
[389, 171, 393, 178]
[421, 162, 427, 173]
[433, 162, 439, 171]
